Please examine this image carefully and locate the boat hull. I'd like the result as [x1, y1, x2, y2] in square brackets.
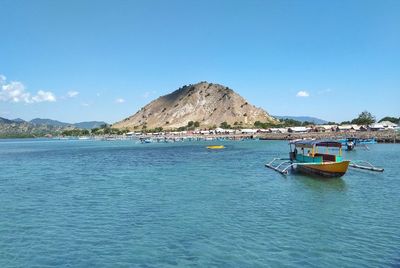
[207, 145, 225, 149]
[296, 161, 350, 177]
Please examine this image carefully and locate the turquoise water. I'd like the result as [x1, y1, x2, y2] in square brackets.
[1, 139, 399, 267]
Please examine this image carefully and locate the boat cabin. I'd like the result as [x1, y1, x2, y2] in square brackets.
[289, 140, 343, 163]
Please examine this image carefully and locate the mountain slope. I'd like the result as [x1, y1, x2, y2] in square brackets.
[30, 118, 70, 127]
[113, 82, 277, 129]
[29, 118, 107, 129]
[0, 117, 14, 124]
[0, 118, 74, 137]
[274, 115, 328, 125]
[73, 121, 107, 129]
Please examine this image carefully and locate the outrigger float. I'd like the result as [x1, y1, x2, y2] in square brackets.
[265, 139, 383, 177]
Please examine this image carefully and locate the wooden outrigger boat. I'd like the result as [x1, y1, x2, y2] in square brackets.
[265, 139, 383, 177]
[289, 140, 349, 177]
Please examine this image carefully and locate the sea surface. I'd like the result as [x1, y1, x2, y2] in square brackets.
[0, 139, 399, 267]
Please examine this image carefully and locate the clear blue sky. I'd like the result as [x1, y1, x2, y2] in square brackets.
[0, 0, 399, 123]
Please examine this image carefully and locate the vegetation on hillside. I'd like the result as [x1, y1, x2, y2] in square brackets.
[253, 119, 314, 129]
[378, 116, 400, 124]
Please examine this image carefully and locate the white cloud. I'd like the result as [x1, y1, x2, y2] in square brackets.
[67, 91, 79, 98]
[296, 90, 310, 97]
[115, 98, 125, 103]
[81, 102, 90, 107]
[0, 81, 32, 103]
[0, 74, 6, 84]
[32, 90, 56, 102]
[0, 74, 56, 103]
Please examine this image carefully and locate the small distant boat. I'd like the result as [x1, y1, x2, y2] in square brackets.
[207, 145, 225, 149]
[139, 138, 152, 144]
[339, 137, 376, 151]
[357, 138, 377, 144]
[339, 137, 377, 146]
[345, 138, 357, 151]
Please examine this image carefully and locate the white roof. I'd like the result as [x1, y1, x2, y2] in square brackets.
[380, 121, 398, 127]
[257, 129, 269, 132]
[289, 126, 309, 132]
[315, 125, 337, 130]
[369, 123, 384, 129]
[338, 125, 353, 130]
[241, 129, 258, 133]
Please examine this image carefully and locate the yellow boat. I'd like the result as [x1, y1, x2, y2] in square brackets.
[266, 139, 383, 176]
[296, 160, 350, 177]
[207, 145, 225, 149]
[289, 140, 349, 177]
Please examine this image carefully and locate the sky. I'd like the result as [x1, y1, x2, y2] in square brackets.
[0, 0, 399, 123]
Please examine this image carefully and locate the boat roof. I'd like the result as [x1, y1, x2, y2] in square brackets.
[290, 139, 342, 148]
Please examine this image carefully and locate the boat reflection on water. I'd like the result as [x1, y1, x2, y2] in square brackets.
[295, 174, 347, 192]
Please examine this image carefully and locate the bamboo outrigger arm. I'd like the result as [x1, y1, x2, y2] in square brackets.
[349, 160, 384, 172]
[265, 158, 295, 175]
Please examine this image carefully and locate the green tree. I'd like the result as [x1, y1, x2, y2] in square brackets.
[91, 127, 100, 134]
[187, 121, 194, 127]
[194, 121, 200, 127]
[378, 116, 400, 124]
[351, 111, 376, 125]
[280, 119, 302, 127]
[220, 121, 231, 129]
[302, 121, 313, 126]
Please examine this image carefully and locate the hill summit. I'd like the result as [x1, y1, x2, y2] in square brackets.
[113, 82, 277, 130]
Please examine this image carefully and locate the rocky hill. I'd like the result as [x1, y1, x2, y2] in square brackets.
[113, 82, 277, 130]
[0, 117, 106, 137]
[29, 118, 107, 129]
[0, 117, 73, 137]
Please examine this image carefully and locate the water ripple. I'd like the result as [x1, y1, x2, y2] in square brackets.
[0, 140, 399, 267]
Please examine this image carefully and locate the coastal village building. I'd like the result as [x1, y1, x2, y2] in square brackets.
[313, 125, 337, 132]
[378, 121, 398, 129]
[369, 123, 386, 131]
[241, 129, 258, 134]
[266, 128, 288, 133]
[288, 126, 311, 133]
[335, 125, 365, 132]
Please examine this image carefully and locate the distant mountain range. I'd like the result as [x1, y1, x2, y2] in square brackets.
[274, 115, 328, 125]
[28, 118, 107, 129]
[0, 117, 108, 137]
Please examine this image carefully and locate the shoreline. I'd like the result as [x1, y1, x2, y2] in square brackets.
[257, 130, 399, 143]
[1, 130, 399, 143]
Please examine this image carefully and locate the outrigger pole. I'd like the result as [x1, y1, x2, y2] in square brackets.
[349, 160, 384, 172]
[265, 158, 295, 175]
